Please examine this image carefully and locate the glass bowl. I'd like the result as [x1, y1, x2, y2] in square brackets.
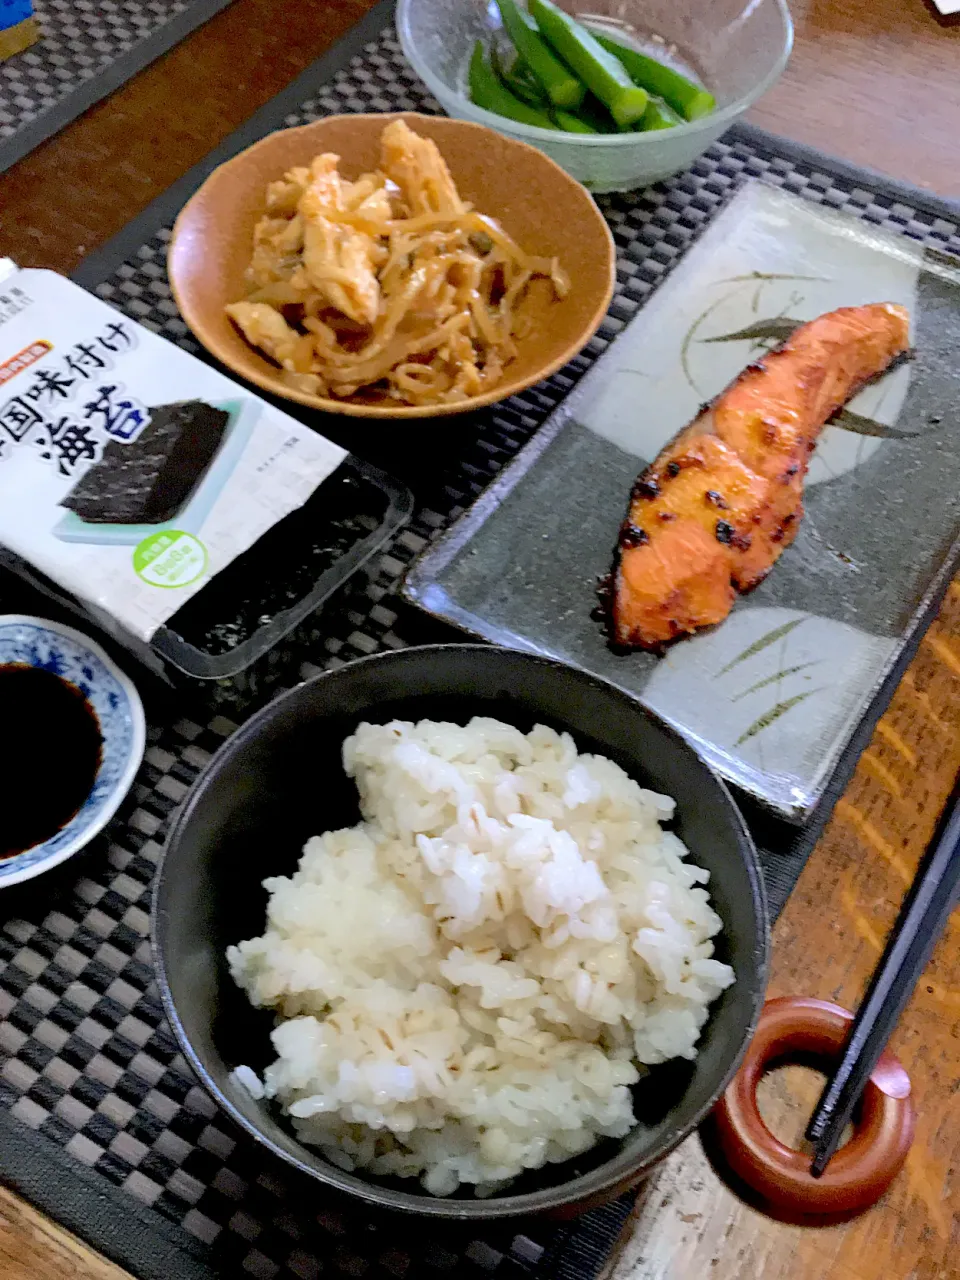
[396, 0, 793, 192]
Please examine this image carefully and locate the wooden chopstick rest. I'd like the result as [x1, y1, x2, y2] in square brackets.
[710, 996, 914, 1215]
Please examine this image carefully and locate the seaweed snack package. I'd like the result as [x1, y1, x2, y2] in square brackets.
[0, 261, 347, 645]
[0, 0, 38, 59]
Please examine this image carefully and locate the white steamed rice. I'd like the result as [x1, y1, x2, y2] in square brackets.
[227, 717, 734, 1197]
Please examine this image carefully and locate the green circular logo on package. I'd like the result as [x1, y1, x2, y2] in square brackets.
[133, 530, 207, 588]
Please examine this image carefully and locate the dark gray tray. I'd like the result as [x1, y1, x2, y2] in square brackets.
[403, 181, 960, 822]
[1, 456, 413, 690]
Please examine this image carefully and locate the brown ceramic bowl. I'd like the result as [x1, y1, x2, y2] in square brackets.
[168, 112, 616, 420]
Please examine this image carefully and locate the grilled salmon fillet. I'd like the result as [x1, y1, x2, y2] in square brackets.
[610, 303, 911, 649]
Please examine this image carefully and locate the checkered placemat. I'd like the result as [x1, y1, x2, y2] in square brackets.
[0, 0, 233, 171]
[3, 13, 960, 1280]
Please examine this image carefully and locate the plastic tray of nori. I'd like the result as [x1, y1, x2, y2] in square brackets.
[151, 455, 413, 679]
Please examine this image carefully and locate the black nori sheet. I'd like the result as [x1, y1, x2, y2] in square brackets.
[60, 399, 229, 524]
[164, 461, 388, 655]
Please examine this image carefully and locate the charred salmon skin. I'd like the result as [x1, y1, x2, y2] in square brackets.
[609, 303, 911, 649]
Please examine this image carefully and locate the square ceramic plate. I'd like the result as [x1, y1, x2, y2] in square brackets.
[403, 182, 960, 821]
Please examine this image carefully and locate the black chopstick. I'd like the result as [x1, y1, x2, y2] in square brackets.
[806, 772, 960, 1176]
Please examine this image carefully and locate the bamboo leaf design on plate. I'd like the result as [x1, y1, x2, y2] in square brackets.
[715, 272, 830, 285]
[681, 288, 743, 394]
[702, 318, 801, 345]
[924, 246, 960, 274]
[827, 408, 920, 439]
[731, 661, 821, 702]
[717, 617, 806, 676]
[703, 319, 918, 439]
[682, 276, 824, 393]
[735, 690, 823, 746]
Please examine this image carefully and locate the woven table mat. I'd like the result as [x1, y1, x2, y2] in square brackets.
[0, 0, 234, 172]
[3, 6, 960, 1278]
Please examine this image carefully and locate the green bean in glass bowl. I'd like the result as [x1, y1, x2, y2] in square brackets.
[396, 0, 793, 193]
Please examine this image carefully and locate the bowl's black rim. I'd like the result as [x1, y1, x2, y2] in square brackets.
[150, 643, 770, 1220]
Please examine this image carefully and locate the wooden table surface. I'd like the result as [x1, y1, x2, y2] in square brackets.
[2, 0, 960, 1276]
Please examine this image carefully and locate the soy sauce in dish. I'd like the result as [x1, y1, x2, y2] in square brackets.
[0, 664, 103, 859]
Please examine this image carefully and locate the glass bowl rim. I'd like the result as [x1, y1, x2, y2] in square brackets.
[396, 0, 794, 148]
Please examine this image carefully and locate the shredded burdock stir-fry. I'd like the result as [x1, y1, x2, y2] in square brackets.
[226, 120, 569, 407]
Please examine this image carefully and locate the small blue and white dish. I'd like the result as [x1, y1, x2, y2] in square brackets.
[0, 616, 145, 888]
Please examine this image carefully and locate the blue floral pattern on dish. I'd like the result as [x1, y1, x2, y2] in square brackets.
[0, 617, 145, 886]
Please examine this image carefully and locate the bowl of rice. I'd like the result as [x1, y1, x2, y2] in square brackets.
[152, 645, 768, 1217]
